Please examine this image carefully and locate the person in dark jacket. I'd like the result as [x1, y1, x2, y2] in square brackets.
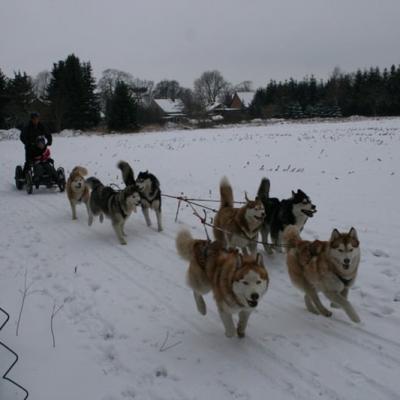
[20, 112, 53, 172]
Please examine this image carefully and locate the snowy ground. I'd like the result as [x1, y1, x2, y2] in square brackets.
[0, 118, 399, 400]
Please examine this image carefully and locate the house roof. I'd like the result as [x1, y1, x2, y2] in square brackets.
[153, 98, 184, 114]
[206, 102, 225, 112]
[235, 91, 255, 108]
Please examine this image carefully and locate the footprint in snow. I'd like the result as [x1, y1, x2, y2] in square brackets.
[371, 249, 389, 258]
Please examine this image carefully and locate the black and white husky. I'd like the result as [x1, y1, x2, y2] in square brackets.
[118, 161, 163, 232]
[257, 178, 317, 253]
[86, 167, 141, 245]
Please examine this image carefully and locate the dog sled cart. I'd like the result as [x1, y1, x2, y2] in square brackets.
[15, 155, 66, 195]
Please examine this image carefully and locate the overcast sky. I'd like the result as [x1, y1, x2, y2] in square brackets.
[1, 0, 399, 89]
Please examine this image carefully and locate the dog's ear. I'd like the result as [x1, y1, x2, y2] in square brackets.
[244, 191, 250, 202]
[236, 253, 243, 269]
[330, 229, 341, 242]
[349, 227, 358, 240]
[291, 190, 296, 198]
[256, 252, 264, 267]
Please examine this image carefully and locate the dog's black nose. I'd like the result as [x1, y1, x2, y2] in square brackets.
[251, 293, 259, 301]
[344, 258, 350, 265]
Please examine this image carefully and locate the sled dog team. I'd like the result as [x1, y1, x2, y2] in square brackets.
[66, 161, 361, 338]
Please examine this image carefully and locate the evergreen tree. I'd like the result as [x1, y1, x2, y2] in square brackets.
[106, 81, 137, 131]
[47, 54, 100, 130]
[0, 69, 9, 128]
[5, 71, 35, 127]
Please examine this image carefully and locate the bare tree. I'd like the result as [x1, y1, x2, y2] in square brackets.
[33, 70, 51, 99]
[153, 80, 182, 100]
[180, 87, 203, 116]
[194, 70, 228, 106]
[235, 80, 253, 92]
[132, 78, 154, 105]
[98, 69, 134, 110]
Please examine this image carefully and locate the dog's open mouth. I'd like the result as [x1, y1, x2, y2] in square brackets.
[254, 215, 264, 221]
[247, 299, 258, 308]
[302, 209, 316, 217]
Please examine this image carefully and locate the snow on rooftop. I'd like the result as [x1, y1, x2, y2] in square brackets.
[153, 98, 184, 114]
[206, 102, 225, 112]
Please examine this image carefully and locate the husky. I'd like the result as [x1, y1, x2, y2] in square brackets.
[118, 161, 163, 232]
[176, 229, 269, 337]
[257, 178, 316, 253]
[86, 168, 141, 245]
[66, 166, 90, 220]
[214, 177, 265, 254]
[284, 225, 361, 323]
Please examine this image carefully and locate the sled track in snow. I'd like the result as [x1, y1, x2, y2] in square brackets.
[19, 195, 398, 400]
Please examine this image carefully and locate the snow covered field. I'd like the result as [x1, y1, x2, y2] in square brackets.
[0, 118, 399, 400]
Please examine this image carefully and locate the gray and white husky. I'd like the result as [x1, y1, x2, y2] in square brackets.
[257, 178, 317, 253]
[118, 161, 163, 232]
[86, 167, 141, 245]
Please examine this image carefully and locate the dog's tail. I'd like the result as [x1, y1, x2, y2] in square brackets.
[86, 177, 103, 190]
[283, 225, 302, 249]
[117, 161, 135, 186]
[176, 229, 195, 261]
[219, 176, 234, 208]
[257, 177, 270, 203]
[71, 166, 88, 177]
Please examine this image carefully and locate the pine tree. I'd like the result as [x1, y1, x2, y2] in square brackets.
[81, 62, 100, 127]
[5, 71, 35, 127]
[106, 81, 137, 131]
[0, 69, 9, 128]
[47, 54, 100, 130]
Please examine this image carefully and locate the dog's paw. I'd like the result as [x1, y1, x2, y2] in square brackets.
[72, 216, 77, 220]
[237, 328, 246, 339]
[88, 217, 93, 226]
[158, 226, 163, 232]
[99, 214, 104, 223]
[350, 313, 361, 323]
[263, 245, 274, 255]
[322, 310, 333, 318]
[225, 329, 236, 338]
[119, 239, 127, 245]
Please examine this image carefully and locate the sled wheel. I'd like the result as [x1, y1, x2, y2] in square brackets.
[57, 167, 66, 192]
[25, 171, 33, 194]
[15, 166, 24, 190]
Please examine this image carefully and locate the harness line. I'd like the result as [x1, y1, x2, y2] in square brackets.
[161, 193, 290, 249]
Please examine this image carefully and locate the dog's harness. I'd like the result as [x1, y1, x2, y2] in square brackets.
[139, 189, 159, 205]
[237, 223, 262, 241]
[108, 195, 128, 219]
[76, 190, 86, 203]
[335, 273, 353, 287]
[195, 241, 212, 270]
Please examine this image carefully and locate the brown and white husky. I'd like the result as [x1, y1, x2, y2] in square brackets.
[176, 229, 269, 338]
[66, 166, 90, 220]
[213, 177, 265, 254]
[284, 225, 361, 323]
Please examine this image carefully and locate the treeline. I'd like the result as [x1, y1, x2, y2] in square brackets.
[0, 53, 245, 132]
[1, 54, 400, 132]
[250, 66, 400, 118]
[0, 55, 101, 132]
